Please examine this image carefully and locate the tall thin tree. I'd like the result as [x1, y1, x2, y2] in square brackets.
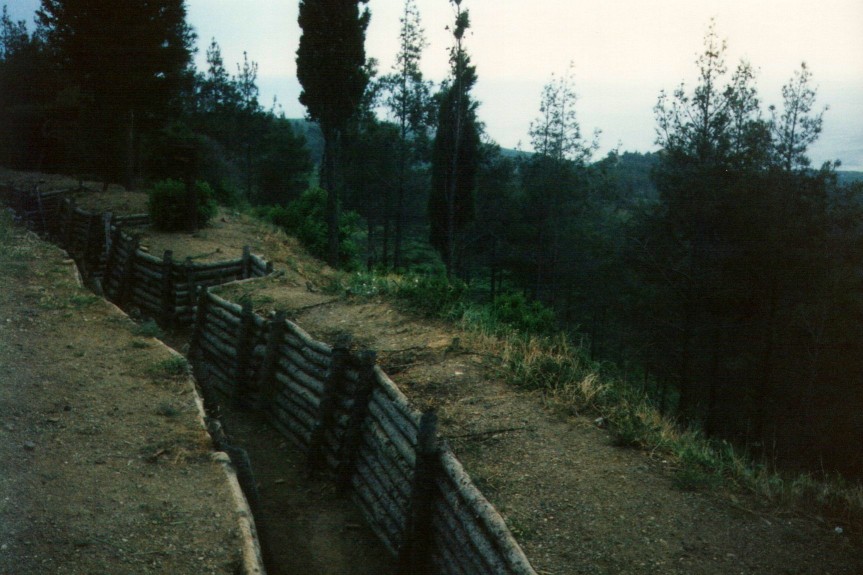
[429, 0, 479, 276]
[380, 0, 434, 269]
[296, 0, 370, 266]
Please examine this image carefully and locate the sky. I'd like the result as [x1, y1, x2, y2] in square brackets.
[8, 0, 863, 169]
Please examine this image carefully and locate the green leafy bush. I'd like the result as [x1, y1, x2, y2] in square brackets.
[256, 187, 359, 267]
[148, 179, 217, 231]
[491, 291, 556, 334]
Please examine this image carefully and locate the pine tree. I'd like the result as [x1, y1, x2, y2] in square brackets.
[37, 0, 195, 186]
[380, 0, 434, 269]
[429, 0, 480, 276]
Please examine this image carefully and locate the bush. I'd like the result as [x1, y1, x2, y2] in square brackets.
[256, 187, 359, 267]
[148, 179, 217, 231]
[491, 291, 556, 334]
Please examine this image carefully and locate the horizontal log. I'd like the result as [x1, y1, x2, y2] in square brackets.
[439, 448, 537, 575]
[207, 305, 240, 330]
[267, 410, 309, 452]
[208, 292, 243, 316]
[279, 336, 329, 372]
[200, 329, 238, 360]
[271, 402, 313, 447]
[131, 286, 160, 308]
[351, 475, 400, 556]
[276, 347, 327, 386]
[273, 379, 319, 426]
[370, 388, 418, 446]
[368, 401, 416, 467]
[356, 441, 411, 514]
[135, 249, 162, 266]
[273, 370, 321, 413]
[133, 263, 163, 282]
[352, 492, 399, 558]
[432, 508, 489, 575]
[283, 320, 331, 357]
[273, 390, 318, 434]
[198, 355, 235, 386]
[373, 367, 419, 417]
[358, 436, 412, 501]
[203, 310, 239, 341]
[435, 483, 507, 575]
[431, 521, 480, 575]
[364, 411, 416, 474]
[274, 357, 325, 398]
[352, 457, 406, 544]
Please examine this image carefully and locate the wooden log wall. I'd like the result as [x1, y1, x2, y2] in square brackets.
[3, 182, 538, 575]
[192, 290, 539, 575]
[2, 183, 273, 328]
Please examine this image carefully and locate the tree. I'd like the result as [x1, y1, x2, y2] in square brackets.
[380, 0, 435, 269]
[429, 0, 480, 276]
[770, 62, 826, 172]
[521, 65, 598, 304]
[296, 0, 370, 266]
[36, 0, 195, 187]
[643, 20, 767, 420]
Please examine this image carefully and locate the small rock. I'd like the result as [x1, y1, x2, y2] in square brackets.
[23, 441, 36, 451]
[594, 417, 606, 428]
[835, 526, 844, 534]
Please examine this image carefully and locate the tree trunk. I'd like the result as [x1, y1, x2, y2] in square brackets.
[323, 128, 341, 267]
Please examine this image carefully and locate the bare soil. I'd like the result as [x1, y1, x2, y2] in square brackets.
[215, 277, 863, 575]
[3, 172, 861, 574]
[0, 226, 244, 574]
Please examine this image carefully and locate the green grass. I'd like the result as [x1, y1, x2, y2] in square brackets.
[132, 319, 164, 339]
[148, 356, 190, 381]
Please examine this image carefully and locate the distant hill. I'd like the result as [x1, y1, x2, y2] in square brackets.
[837, 171, 863, 185]
[289, 119, 323, 165]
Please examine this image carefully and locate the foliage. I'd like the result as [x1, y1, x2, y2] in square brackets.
[148, 179, 217, 232]
[378, 0, 436, 269]
[296, 0, 370, 266]
[256, 188, 360, 268]
[429, 1, 480, 275]
[36, 0, 195, 185]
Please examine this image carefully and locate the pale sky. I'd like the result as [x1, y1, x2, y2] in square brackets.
[8, 1, 863, 169]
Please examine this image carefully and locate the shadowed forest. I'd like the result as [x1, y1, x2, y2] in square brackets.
[1, 0, 862, 487]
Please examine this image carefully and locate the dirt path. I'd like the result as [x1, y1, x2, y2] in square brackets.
[0, 223, 247, 574]
[215, 407, 395, 575]
[216, 276, 863, 575]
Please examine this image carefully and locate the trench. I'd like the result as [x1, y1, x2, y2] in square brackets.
[163, 330, 395, 575]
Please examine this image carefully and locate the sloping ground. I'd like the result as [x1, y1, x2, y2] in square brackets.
[0, 220, 249, 574]
[217, 275, 863, 575]
[3, 170, 860, 573]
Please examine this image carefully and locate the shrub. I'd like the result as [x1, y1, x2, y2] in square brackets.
[491, 291, 556, 334]
[148, 179, 217, 231]
[256, 188, 359, 267]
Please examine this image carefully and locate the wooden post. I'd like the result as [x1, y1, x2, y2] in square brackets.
[117, 235, 140, 307]
[103, 225, 122, 299]
[233, 299, 256, 409]
[62, 199, 74, 251]
[184, 257, 197, 314]
[242, 245, 252, 279]
[257, 310, 287, 409]
[398, 410, 440, 575]
[308, 334, 352, 472]
[337, 350, 377, 491]
[34, 185, 47, 234]
[160, 250, 174, 327]
[188, 286, 209, 361]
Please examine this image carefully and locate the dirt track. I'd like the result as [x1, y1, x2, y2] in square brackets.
[0, 221, 247, 574]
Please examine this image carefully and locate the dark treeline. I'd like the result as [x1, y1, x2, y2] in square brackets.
[2, 2, 861, 477]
